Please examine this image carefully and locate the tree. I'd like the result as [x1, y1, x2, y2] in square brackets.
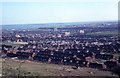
[111, 64, 120, 77]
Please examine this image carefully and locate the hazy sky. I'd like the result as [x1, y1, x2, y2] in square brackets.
[1, 0, 119, 25]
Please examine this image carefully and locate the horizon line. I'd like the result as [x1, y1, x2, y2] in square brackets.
[1, 20, 118, 26]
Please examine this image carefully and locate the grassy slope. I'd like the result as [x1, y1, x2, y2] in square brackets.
[2, 58, 118, 77]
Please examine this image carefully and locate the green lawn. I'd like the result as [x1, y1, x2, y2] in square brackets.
[113, 53, 120, 58]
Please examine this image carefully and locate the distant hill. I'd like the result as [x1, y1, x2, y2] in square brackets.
[1, 21, 117, 30]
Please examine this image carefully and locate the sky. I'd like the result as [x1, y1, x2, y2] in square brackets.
[0, 0, 119, 25]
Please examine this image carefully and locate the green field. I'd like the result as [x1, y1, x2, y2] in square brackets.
[86, 31, 118, 36]
[1, 42, 27, 46]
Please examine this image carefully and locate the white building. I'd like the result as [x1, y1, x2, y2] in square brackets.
[79, 30, 85, 34]
[64, 32, 70, 36]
